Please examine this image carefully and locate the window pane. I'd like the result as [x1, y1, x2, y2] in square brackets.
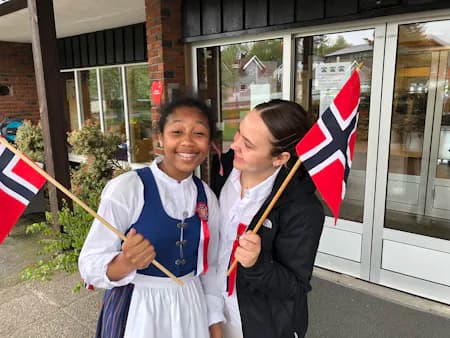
[295, 29, 375, 223]
[220, 39, 283, 151]
[101, 68, 127, 161]
[126, 65, 153, 163]
[80, 69, 100, 126]
[62, 72, 78, 131]
[385, 20, 450, 241]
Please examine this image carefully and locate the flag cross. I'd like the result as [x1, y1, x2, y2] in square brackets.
[300, 104, 358, 187]
[0, 146, 39, 205]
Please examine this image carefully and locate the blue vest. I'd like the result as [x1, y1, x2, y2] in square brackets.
[131, 167, 206, 277]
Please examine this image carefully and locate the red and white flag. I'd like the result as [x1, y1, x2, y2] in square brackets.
[0, 143, 46, 243]
[296, 70, 360, 223]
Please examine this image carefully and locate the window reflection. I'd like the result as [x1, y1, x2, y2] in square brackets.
[62, 72, 78, 131]
[80, 69, 100, 125]
[295, 29, 374, 223]
[126, 65, 152, 163]
[220, 39, 283, 151]
[100, 68, 127, 161]
[386, 20, 450, 241]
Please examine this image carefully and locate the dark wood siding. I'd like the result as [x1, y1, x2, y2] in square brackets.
[359, 0, 401, 11]
[202, 0, 222, 35]
[270, 0, 295, 25]
[87, 33, 97, 66]
[183, 0, 201, 37]
[58, 23, 147, 69]
[296, 0, 324, 21]
[183, 0, 450, 41]
[223, 0, 243, 32]
[72, 37, 81, 68]
[79, 35, 89, 66]
[245, 0, 267, 28]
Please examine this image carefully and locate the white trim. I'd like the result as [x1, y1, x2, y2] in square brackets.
[426, 51, 450, 218]
[315, 252, 362, 278]
[417, 51, 440, 215]
[361, 23, 387, 280]
[383, 228, 450, 254]
[323, 217, 363, 234]
[371, 22, 399, 283]
[97, 68, 105, 133]
[191, 47, 199, 95]
[282, 34, 292, 100]
[121, 66, 131, 163]
[74, 70, 84, 129]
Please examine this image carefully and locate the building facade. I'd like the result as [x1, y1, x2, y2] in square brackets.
[184, 0, 450, 305]
[0, 0, 448, 305]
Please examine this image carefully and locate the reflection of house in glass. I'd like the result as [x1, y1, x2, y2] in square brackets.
[223, 54, 281, 105]
[221, 45, 283, 144]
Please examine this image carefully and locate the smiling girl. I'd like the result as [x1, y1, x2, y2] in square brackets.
[211, 99, 325, 338]
[79, 98, 222, 338]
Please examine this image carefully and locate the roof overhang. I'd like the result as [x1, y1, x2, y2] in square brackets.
[0, 0, 145, 43]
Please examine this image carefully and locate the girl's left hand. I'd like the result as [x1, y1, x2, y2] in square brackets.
[235, 231, 261, 268]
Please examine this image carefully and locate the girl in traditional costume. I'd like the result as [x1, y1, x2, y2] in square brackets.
[79, 97, 222, 338]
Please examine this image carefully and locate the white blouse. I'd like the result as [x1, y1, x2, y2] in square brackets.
[217, 167, 280, 329]
[78, 157, 223, 325]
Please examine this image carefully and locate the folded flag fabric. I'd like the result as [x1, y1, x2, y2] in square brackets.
[0, 143, 46, 244]
[295, 69, 360, 223]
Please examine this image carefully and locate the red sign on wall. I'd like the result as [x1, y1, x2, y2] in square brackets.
[151, 81, 163, 106]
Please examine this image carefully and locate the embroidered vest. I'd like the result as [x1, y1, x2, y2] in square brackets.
[131, 168, 208, 277]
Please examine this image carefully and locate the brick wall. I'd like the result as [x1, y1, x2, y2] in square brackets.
[0, 41, 39, 123]
[145, 0, 186, 156]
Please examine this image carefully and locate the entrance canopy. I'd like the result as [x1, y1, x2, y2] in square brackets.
[0, 0, 145, 43]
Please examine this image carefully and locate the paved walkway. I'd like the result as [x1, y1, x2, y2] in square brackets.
[1, 215, 450, 337]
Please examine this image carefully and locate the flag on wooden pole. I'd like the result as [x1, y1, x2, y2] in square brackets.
[295, 69, 360, 223]
[0, 142, 46, 243]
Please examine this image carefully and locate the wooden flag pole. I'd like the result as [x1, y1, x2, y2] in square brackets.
[0, 137, 183, 286]
[227, 157, 303, 275]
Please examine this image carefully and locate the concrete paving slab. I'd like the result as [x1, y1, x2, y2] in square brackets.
[63, 290, 103, 330]
[0, 292, 59, 337]
[11, 311, 95, 338]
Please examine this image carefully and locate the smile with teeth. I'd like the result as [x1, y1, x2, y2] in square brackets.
[177, 152, 197, 159]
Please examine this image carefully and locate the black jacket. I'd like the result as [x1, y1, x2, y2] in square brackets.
[211, 150, 324, 338]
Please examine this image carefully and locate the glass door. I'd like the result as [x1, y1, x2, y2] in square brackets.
[374, 19, 450, 304]
[293, 27, 385, 279]
[425, 51, 450, 220]
[386, 22, 450, 241]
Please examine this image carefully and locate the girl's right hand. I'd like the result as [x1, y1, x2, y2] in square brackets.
[121, 228, 156, 270]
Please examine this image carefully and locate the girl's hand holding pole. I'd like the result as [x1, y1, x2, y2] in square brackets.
[235, 231, 261, 268]
[107, 228, 156, 281]
[121, 228, 156, 270]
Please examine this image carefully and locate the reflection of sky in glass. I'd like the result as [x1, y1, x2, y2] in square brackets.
[420, 20, 450, 45]
[326, 29, 374, 45]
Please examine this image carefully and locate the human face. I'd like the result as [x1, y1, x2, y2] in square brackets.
[159, 106, 210, 181]
[230, 110, 279, 179]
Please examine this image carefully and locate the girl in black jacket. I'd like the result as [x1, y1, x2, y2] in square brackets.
[211, 99, 325, 338]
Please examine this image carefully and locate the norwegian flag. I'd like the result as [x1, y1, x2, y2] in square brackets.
[296, 70, 360, 223]
[0, 143, 46, 243]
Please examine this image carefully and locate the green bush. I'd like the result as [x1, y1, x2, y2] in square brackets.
[14, 120, 44, 162]
[21, 121, 129, 288]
